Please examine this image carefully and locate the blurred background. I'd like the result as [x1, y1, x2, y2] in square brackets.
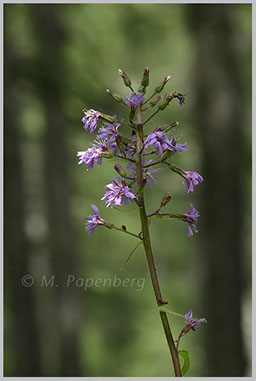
[4, 3, 252, 377]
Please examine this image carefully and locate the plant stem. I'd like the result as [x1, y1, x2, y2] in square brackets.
[142, 109, 159, 125]
[113, 154, 136, 163]
[111, 225, 142, 240]
[135, 107, 182, 377]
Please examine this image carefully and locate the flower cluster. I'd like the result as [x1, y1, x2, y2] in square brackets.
[78, 69, 203, 238]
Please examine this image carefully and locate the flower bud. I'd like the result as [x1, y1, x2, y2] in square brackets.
[99, 113, 116, 124]
[119, 69, 132, 88]
[164, 121, 179, 132]
[114, 164, 127, 178]
[160, 193, 172, 207]
[158, 93, 173, 111]
[141, 66, 149, 88]
[155, 75, 171, 93]
[115, 135, 125, 152]
[106, 89, 123, 103]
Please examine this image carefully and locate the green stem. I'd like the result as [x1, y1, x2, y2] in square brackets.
[142, 109, 159, 125]
[111, 225, 142, 240]
[113, 154, 136, 163]
[135, 107, 182, 377]
[142, 91, 157, 106]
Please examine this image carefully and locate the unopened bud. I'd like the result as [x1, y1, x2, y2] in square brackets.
[99, 113, 116, 124]
[155, 75, 171, 93]
[106, 89, 123, 103]
[114, 164, 127, 178]
[115, 135, 125, 152]
[160, 193, 172, 207]
[119, 69, 132, 88]
[158, 93, 173, 111]
[141, 66, 149, 88]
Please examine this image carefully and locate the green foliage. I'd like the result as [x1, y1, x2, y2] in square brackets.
[178, 349, 190, 376]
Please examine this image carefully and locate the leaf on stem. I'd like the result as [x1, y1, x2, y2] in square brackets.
[178, 350, 190, 376]
[120, 241, 143, 270]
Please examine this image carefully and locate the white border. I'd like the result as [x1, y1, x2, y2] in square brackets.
[1, 0, 254, 380]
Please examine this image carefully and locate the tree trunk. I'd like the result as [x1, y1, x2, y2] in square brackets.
[187, 4, 249, 376]
[4, 5, 42, 376]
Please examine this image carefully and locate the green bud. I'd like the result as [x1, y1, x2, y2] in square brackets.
[158, 93, 173, 111]
[106, 89, 123, 103]
[119, 69, 132, 88]
[155, 75, 171, 93]
[100, 113, 116, 124]
[164, 121, 179, 130]
[160, 193, 172, 207]
[141, 66, 149, 88]
[115, 135, 125, 152]
[114, 164, 127, 178]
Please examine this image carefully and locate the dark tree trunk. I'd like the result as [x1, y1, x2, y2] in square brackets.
[30, 5, 82, 376]
[4, 5, 42, 376]
[187, 4, 250, 376]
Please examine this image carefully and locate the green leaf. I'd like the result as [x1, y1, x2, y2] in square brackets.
[178, 350, 190, 376]
[120, 241, 143, 270]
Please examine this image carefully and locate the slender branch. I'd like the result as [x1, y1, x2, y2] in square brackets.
[142, 91, 157, 106]
[111, 225, 142, 240]
[113, 154, 136, 163]
[135, 106, 182, 377]
[144, 159, 162, 168]
[142, 109, 159, 125]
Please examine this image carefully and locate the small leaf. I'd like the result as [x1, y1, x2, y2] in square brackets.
[120, 241, 143, 270]
[178, 349, 190, 376]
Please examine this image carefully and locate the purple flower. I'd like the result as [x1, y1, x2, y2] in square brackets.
[84, 205, 105, 235]
[82, 109, 100, 133]
[77, 144, 103, 171]
[177, 93, 185, 106]
[122, 92, 145, 108]
[101, 177, 136, 207]
[97, 119, 121, 143]
[126, 159, 159, 187]
[182, 171, 203, 195]
[184, 309, 207, 332]
[144, 126, 174, 155]
[183, 203, 200, 237]
[170, 131, 188, 153]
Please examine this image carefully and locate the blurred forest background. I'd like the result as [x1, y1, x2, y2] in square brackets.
[4, 3, 252, 377]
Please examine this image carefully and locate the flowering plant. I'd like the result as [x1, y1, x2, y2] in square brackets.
[78, 68, 207, 376]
